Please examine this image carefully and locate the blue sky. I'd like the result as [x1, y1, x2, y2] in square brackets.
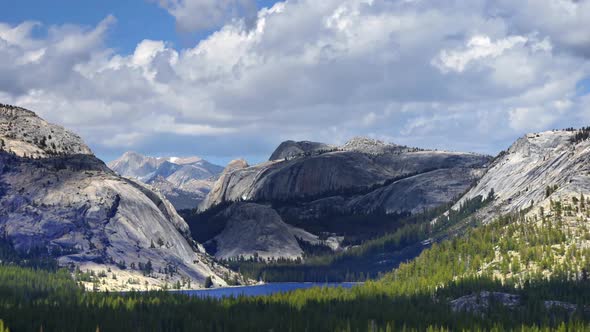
[1, 1, 590, 166]
[2, 0, 279, 54]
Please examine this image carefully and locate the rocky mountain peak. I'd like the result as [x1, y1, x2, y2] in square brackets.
[0, 105, 245, 290]
[108, 151, 224, 210]
[224, 159, 249, 173]
[269, 140, 336, 161]
[507, 130, 573, 157]
[0, 104, 93, 158]
[121, 151, 144, 158]
[341, 136, 401, 155]
[0, 104, 36, 118]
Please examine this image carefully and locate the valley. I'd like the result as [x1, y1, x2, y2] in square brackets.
[1, 104, 590, 331]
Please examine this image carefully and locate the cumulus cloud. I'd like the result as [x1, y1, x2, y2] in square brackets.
[155, 0, 258, 32]
[433, 35, 528, 73]
[1, 0, 590, 163]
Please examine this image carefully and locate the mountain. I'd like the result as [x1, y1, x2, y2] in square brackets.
[268, 140, 336, 160]
[205, 203, 322, 260]
[452, 129, 590, 222]
[0, 104, 244, 290]
[108, 152, 224, 210]
[383, 127, 590, 291]
[191, 137, 491, 261]
[201, 137, 489, 210]
[425, 128, 590, 280]
[206, 128, 590, 287]
[2, 127, 590, 332]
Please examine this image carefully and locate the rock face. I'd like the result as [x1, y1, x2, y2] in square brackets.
[269, 140, 336, 161]
[453, 130, 590, 222]
[450, 291, 521, 314]
[207, 203, 319, 260]
[0, 104, 93, 158]
[196, 138, 490, 260]
[201, 139, 490, 211]
[0, 105, 243, 290]
[200, 159, 249, 210]
[450, 291, 589, 316]
[108, 152, 223, 210]
[277, 167, 485, 220]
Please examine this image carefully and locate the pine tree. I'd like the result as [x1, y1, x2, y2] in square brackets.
[204, 276, 213, 288]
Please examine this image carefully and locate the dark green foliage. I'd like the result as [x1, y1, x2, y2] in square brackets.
[139, 260, 153, 276]
[204, 276, 213, 288]
[0, 236, 58, 270]
[0, 264, 589, 331]
[569, 126, 590, 144]
[181, 201, 233, 243]
[546, 184, 559, 198]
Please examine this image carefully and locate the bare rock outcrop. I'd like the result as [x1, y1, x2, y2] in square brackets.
[450, 291, 521, 314]
[451, 291, 590, 316]
[269, 140, 336, 161]
[207, 203, 318, 260]
[194, 138, 490, 260]
[0, 105, 244, 290]
[201, 139, 490, 212]
[453, 130, 590, 222]
[0, 104, 93, 158]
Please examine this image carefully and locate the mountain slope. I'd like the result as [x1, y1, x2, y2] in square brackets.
[0, 104, 93, 158]
[453, 129, 590, 222]
[108, 152, 223, 210]
[201, 139, 490, 210]
[207, 203, 320, 260]
[0, 104, 243, 290]
[192, 138, 490, 261]
[418, 128, 590, 285]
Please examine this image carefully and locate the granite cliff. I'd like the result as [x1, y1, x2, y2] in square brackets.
[0, 104, 244, 290]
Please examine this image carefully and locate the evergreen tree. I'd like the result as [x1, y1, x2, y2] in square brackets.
[204, 276, 213, 288]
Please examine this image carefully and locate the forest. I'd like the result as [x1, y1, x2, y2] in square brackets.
[1, 194, 590, 331]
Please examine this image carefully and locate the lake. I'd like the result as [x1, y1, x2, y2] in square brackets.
[180, 282, 359, 299]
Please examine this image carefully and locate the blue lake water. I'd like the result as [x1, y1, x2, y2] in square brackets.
[180, 282, 359, 299]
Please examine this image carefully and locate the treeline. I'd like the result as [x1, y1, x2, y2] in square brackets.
[566, 126, 590, 144]
[0, 265, 589, 331]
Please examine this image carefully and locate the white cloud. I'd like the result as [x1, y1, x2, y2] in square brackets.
[433, 35, 528, 73]
[509, 106, 561, 132]
[156, 0, 258, 32]
[1, 0, 590, 162]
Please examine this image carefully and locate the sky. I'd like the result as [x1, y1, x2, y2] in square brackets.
[1, 0, 590, 166]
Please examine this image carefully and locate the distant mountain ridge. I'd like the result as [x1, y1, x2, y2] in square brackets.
[108, 151, 224, 210]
